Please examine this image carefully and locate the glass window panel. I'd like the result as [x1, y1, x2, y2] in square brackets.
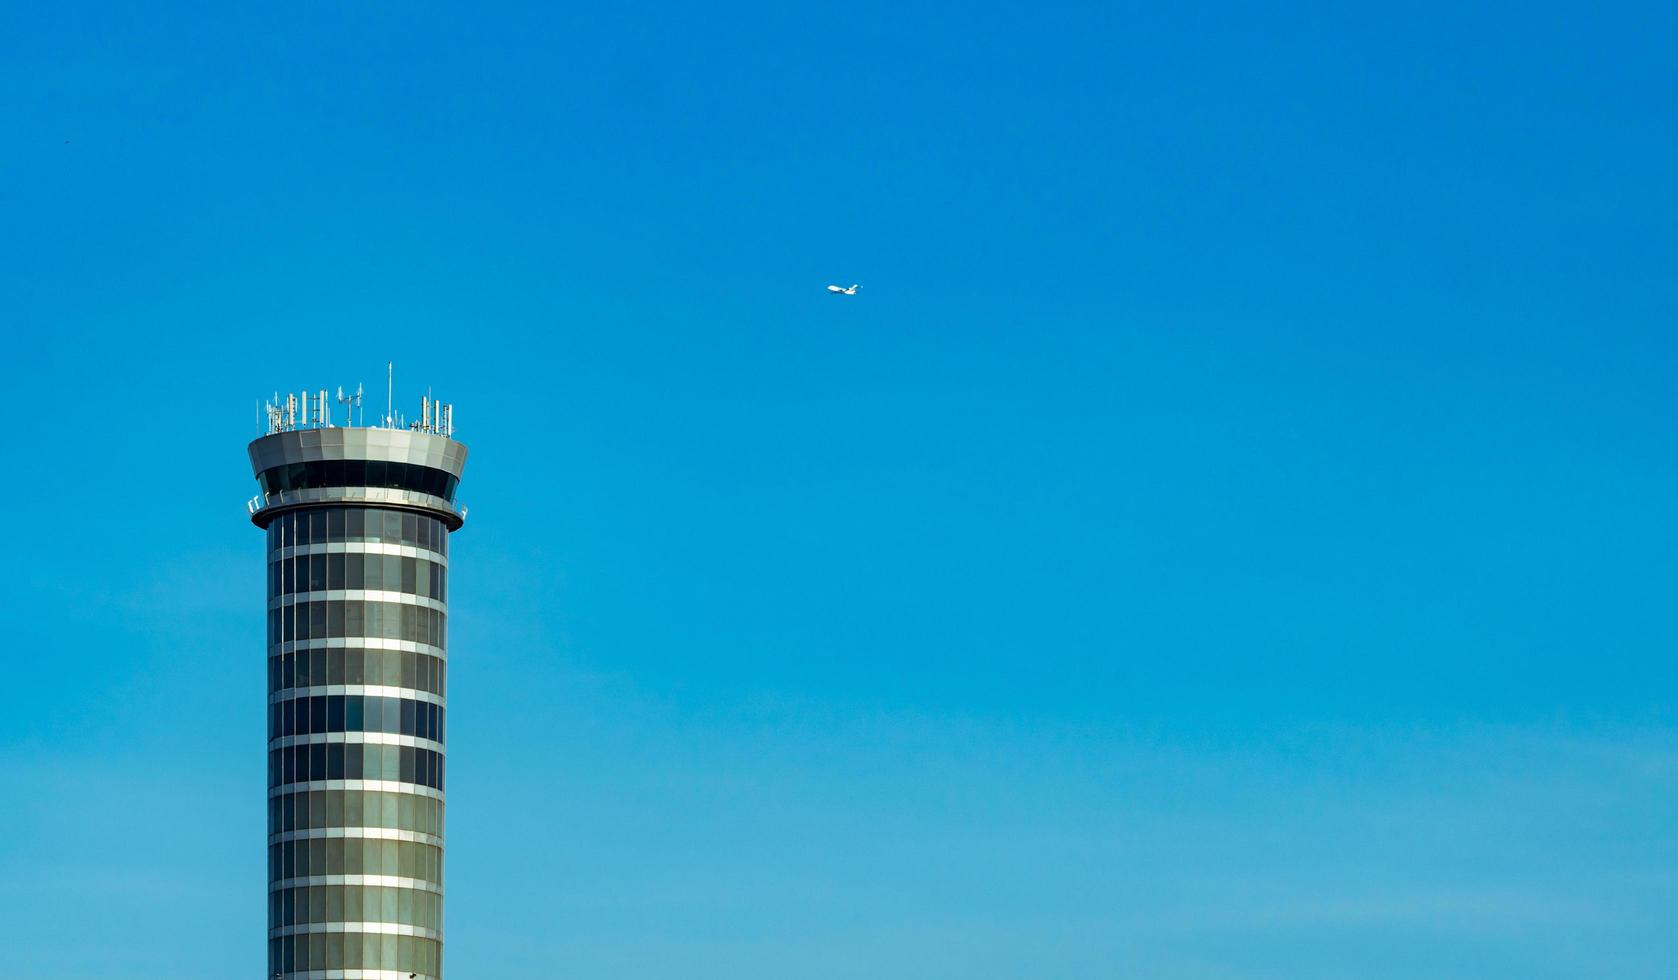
[346, 648, 364, 685]
[383, 555, 402, 593]
[402, 556, 417, 594]
[346, 553, 364, 589]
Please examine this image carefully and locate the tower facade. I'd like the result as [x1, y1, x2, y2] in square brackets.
[248, 392, 466, 980]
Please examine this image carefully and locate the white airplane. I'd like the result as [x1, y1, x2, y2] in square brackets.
[826, 283, 860, 295]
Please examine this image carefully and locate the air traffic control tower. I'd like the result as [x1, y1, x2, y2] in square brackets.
[247, 387, 466, 980]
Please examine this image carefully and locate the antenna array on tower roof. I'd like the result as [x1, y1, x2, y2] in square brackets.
[261, 371, 456, 438]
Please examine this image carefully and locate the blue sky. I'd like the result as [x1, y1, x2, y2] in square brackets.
[2, 2, 1676, 976]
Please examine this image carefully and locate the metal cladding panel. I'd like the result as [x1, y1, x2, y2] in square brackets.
[248, 429, 470, 479]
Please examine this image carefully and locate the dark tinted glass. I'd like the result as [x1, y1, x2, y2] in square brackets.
[268, 648, 446, 696]
[258, 461, 459, 502]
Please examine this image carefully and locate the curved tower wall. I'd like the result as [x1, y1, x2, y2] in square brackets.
[249, 426, 467, 980]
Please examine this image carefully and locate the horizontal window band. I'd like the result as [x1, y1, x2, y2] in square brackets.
[268, 692, 444, 743]
[271, 828, 442, 847]
[259, 460, 459, 502]
[270, 780, 444, 801]
[271, 733, 443, 750]
[273, 686, 444, 707]
[270, 782, 443, 802]
[271, 542, 448, 565]
[268, 788, 443, 839]
[271, 591, 446, 613]
[270, 747, 443, 791]
[271, 875, 441, 894]
[269, 552, 447, 604]
[271, 923, 443, 942]
[270, 648, 445, 701]
[268, 600, 445, 644]
[271, 972, 437, 980]
[272, 639, 446, 658]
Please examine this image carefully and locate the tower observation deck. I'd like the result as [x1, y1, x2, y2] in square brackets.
[247, 386, 467, 980]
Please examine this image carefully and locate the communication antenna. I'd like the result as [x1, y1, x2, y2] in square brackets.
[338, 385, 363, 428]
[387, 361, 394, 429]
